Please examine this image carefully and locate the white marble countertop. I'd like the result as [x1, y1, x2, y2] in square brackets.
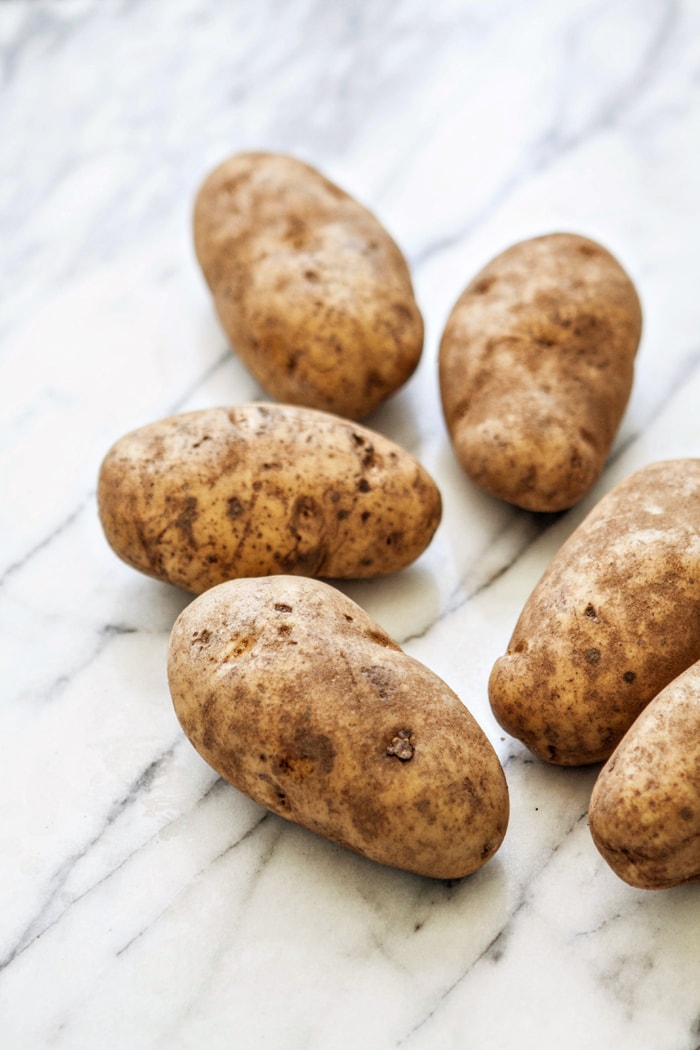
[2, 1, 700, 1047]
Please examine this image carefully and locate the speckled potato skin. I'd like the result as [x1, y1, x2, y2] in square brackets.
[488, 460, 700, 766]
[193, 151, 424, 420]
[589, 660, 700, 889]
[167, 576, 509, 879]
[439, 233, 642, 512]
[97, 403, 441, 594]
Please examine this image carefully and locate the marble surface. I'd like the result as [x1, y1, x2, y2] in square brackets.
[2, 0, 700, 1047]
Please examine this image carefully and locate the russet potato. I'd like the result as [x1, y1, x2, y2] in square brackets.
[167, 575, 509, 879]
[194, 151, 423, 420]
[439, 233, 642, 512]
[97, 402, 441, 594]
[589, 659, 700, 889]
[488, 460, 700, 765]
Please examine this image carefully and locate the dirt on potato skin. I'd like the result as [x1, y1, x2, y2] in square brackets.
[439, 232, 642, 513]
[97, 403, 442, 594]
[167, 576, 509, 880]
[589, 661, 700, 889]
[193, 151, 424, 421]
[489, 459, 700, 767]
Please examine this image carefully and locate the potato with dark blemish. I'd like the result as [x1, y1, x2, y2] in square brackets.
[193, 151, 423, 420]
[488, 460, 700, 765]
[589, 659, 700, 889]
[439, 233, 642, 511]
[97, 402, 441, 594]
[167, 575, 509, 879]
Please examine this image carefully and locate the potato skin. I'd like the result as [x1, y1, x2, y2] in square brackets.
[589, 660, 700, 889]
[439, 233, 642, 512]
[97, 403, 441, 594]
[167, 576, 509, 879]
[193, 151, 423, 420]
[488, 460, 700, 766]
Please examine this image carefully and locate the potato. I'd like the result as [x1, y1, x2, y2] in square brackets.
[167, 575, 509, 879]
[97, 402, 441, 594]
[439, 233, 642, 512]
[488, 460, 700, 766]
[589, 659, 700, 889]
[193, 151, 423, 420]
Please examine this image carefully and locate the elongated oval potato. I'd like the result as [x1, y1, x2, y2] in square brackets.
[193, 151, 423, 420]
[439, 233, 642, 512]
[589, 659, 700, 889]
[167, 576, 509, 879]
[97, 403, 441, 594]
[489, 460, 700, 765]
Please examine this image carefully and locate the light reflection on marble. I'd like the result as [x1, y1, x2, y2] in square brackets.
[2, 1, 700, 1047]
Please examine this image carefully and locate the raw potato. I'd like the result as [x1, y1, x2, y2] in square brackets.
[488, 459, 700, 766]
[589, 659, 700, 889]
[194, 151, 424, 420]
[439, 232, 642, 512]
[167, 576, 509, 879]
[97, 402, 441, 594]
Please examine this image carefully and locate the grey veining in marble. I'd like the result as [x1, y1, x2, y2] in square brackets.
[2, 1, 700, 1048]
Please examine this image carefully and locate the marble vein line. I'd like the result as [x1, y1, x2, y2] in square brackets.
[72, 770, 225, 947]
[441, 511, 550, 605]
[573, 906, 626, 941]
[411, 0, 680, 269]
[0, 497, 89, 589]
[396, 805, 590, 1047]
[146, 818, 289, 1049]
[23, 780, 268, 1050]
[113, 810, 273, 962]
[572, 898, 700, 1037]
[396, 926, 508, 1048]
[691, 1016, 700, 1050]
[29, 620, 141, 707]
[0, 3, 84, 89]
[0, 741, 180, 973]
[399, 511, 551, 648]
[367, 926, 414, 978]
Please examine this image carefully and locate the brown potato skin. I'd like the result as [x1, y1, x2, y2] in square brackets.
[97, 403, 441, 594]
[488, 460, 700, 766]
[589, 660, 700, 889]
[193, 152, 423, 420]
[167, 576, 509, 879]
[439, 233, 642, 512]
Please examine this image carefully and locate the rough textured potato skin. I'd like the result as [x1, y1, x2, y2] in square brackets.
[589, 660, 700, 889]
[488, 460, 700, 766]
[167, 576, 509, 879]
[97, 403, 441, 594]
[193, 151, 423, 420]
[439, 233, 642, 512]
